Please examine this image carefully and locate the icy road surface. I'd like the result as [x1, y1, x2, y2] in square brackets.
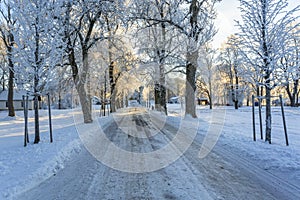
[15, 107, 300, 200]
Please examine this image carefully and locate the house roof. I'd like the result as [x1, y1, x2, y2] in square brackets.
[0, 90, 34, 101]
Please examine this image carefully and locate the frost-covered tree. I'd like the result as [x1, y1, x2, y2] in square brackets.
[46, 65, 73, 109]
[278, 25, 300, 107]
[129, 0, 184, 115]
[58, 0, 122, 123]
[218, 35, 244, 109]
[12, 0, 62, 143]
[236, 0, 300, 143]
[131, 0, 220, 117]
[197, 44, 216, 109]
[0, 0, 17, 117]
[183, 0, 219, 117]
[0, 52, 6, 91]
[103, 13, 134, 113]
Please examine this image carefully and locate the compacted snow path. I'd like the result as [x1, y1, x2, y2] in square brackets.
[15, 108, 300, 200]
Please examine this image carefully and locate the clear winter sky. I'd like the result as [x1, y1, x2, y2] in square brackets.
[213, 0, 300, 48]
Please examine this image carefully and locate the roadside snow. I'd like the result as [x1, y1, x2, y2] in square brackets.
[167, 104, 300, 187]
[0, 109, 82, 199]
[0, 104, 299, 199]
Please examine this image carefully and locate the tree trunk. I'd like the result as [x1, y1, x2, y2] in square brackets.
[33, 94, 40, 144]
[265, 85, 272, 144]
[159, 16, 167, 115]
[234, 73, 239, 109]
[76, 81, 92, 123]
[230, 84, 235, 107]
[1, 4, 15, 117]
[160, 84, 167, 114]
[256, 85, 260, 97]
[80, 49, 92, 123]
[110, 83, 117, 112]
[7, 54, 15, 117]
[34, 17, 40, 144]
[154, 83, 161, 111]
[1, 72, 4, 91]
[286, 80, 298, 107]
[33, 66, 40, 144]
[64, 2, 94, 123]
[106, 15, 117, 113]
[58, 92, 62, 109]
[292, 80, 298, 107]
[69, 45, 92, 123]
[185, 50, 197, 118]
[109, 61, 116, 113]
[297, 89, 300, 107]
[7, 30, 15, 117]
[208, 94, 212, 110]
[208, 78, 213, 110]
[262, 0, 271, 144]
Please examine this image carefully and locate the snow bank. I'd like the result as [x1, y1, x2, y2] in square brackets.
[0, 109, 82, 199]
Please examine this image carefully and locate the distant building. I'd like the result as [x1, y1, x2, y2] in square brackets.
[0, 90, 34, 110]
[197, 97, 209, 105]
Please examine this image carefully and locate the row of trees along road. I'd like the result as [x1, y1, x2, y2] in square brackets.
[0, 0, 125, 143]
[0, 0, 299, 145]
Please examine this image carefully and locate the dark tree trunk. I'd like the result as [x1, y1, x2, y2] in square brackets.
[0, 4, 15, 117]
[1, 72, 4, 91]
[230, 84, 235, 107]
[256, 85, 260, 97]
[297, 90, 300, 106]
[33, 94, 40, 144]
[152, 5, 167, 115]
[292, 80, 298, 106]
[286, 80, 298, 107]
[208, 94, 212, 110]
[234, 71, 239, 109]
[246, 94, 250, 106]
[110, 83, 117, 112]
[109, 62, 116, 113]
[34, 15, 40, 144]
[7, 31, 15, 117]
[7, 52, 15, 117]
[160, 84, 167, 114]
[58, 92, 62, 109]
[154, 83, 161, 111]
[185, 50, 197, 118]
[265, 84, 272, 144]
[234, 82, 238, 109]
[159, 14, 167, 115]
[154, 80, 167, 115]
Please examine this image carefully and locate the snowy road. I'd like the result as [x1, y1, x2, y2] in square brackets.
[15, 108, 300, 200]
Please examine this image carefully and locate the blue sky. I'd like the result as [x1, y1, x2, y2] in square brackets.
[213, 0, 300, 48]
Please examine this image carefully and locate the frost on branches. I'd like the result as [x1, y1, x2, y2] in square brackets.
[236, 0, 300, 143]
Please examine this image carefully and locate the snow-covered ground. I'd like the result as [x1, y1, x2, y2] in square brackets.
[168, 104, 300, 187]
[169, 104, 300, 170]
[0, 104, 299, 199]
[0, 109, 82, 199]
